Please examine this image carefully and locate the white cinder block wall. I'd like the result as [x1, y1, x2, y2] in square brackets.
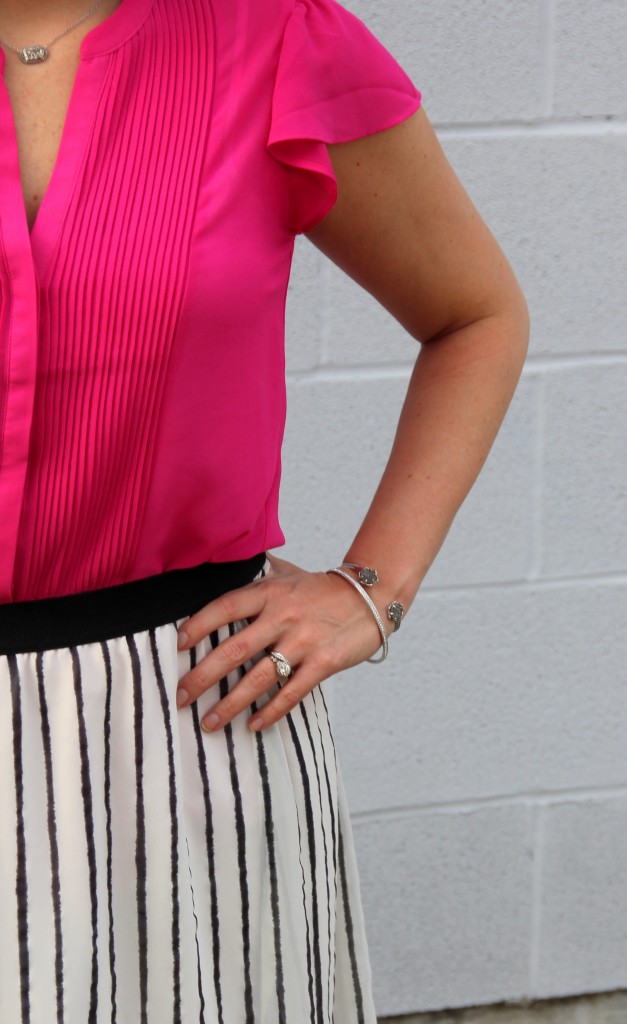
[278, 0, 627, 1017]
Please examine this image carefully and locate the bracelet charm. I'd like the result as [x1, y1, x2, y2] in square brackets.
[342, 562, 406, 633]
[387, 601, 405, 632]
[341, 563, 379, 587]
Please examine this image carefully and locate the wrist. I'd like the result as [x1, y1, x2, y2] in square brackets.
[326, 566, 392, 661]
[333, 560, 410, 642]
[340, 550, 425, 614]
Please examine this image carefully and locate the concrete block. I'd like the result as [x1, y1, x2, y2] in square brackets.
[323, 261, 419, 367]
[352, 805, 532, 1015]
[437, 133, 627, 357]
[285, 235, 324, 372]
[340, 0, 546, 125]
[280, 374, 407, 573]
[329, 582, 627, 814]
[278, 374, 535, 587]
[541, 364, 627, 577]
[535, 797, 627, 996]
[553, 0, 627, 117]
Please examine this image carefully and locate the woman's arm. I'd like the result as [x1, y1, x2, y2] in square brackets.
[307, 105, 530, 614]
[175, 106, 529, 732]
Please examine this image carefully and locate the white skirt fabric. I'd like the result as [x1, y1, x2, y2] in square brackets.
[0, 557, 377, 1023]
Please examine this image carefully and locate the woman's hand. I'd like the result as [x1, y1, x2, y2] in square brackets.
[174, 552, 391, 732]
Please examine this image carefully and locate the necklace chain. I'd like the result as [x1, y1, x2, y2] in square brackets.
[0, 0, 109, 63]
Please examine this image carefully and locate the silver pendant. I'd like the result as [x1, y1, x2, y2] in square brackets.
[19, 45, 49, 64]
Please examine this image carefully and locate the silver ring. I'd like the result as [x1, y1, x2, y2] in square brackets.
[268, 650, 293, 680]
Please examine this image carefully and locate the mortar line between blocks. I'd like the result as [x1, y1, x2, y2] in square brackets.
[349, 783, 627, 824]
[523, 352, 627, 371]
[529, 802, 546, 995]
[286, 351, 627, 384]
[541, 0, 556, 118]
[287, 359, 414, 384]
[434, 116, 627, 138]
[417, 569, 627, 596]
[527, 374, 546, 581]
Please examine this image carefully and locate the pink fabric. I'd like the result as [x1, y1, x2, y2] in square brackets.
[0, 0, 421, 602]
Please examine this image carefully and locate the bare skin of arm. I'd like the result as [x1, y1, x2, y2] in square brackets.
[175, 106, 530, 732]
[307, 105, 530, 609]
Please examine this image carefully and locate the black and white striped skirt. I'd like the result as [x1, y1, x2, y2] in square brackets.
[0, 553, 377, 1023]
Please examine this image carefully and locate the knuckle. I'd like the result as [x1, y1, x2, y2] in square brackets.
[184, 666, 209, 697]
[216, 696, 235, 719]
[316, 646, 340, 677]
[278, 686, 301, 712]
[219, 592, 240, 621]
[262, 658, 279, 682]
[222, 634, 249, 664]
[216, 671, 266, 721]
[240, 670, 266, 698]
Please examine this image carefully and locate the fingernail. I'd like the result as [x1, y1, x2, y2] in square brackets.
[176, 688, 189, 707]
[177, 630, 189, 650]
[249, 717, 264, 731]
[202, 712, 220, 732]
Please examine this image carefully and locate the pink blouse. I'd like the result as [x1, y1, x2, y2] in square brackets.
[0, 0, 421, 603]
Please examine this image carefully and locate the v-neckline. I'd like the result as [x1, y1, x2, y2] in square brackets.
[0, 0, 155, 279]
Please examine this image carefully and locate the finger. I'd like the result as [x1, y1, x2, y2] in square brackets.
[177, 619, 279, 705]
[177, 579, 267, 650]
[199, 653, 291, 732]
[248, 666, 325, 732]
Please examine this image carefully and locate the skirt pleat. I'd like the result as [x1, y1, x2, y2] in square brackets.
[0, 560, 377, 1023]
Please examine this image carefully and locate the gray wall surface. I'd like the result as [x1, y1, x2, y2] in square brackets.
[277, 0, 627, 1017]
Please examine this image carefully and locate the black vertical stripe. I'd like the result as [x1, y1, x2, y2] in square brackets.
[312, 688, 338, 870]
[252, 559, 289, 1019]
[8, 654, 30, 1024]
[299, 698, 333, 1021]
[223, 623, 254, 1024]
[149, 628, 182, 1024]
[69, 647, 99, 1024]
[292, 784, 317, 1024]
[35, 651, 65, 1024]
[189, 640, 226, 1024]
[184, 835, 206, 1024]
[100, 640, 118, 1024]
[315, 686, 359, 1024]
[284, 704, 325, 1024]
[337, 821, 366, 1024]
[316, 686, 338, 765]
[312, 687, 339, 1020]
[126, 634, 148, 1024]
[176, 630, 206, 1024]
[251, 696, 287, 1024]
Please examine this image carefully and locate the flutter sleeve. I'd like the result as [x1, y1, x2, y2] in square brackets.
[267, 0, 422, 234]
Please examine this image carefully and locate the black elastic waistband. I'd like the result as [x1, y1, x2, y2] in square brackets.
[0, 553, 267, 655]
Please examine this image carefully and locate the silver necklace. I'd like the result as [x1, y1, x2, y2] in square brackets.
[0, 0, 109, 65]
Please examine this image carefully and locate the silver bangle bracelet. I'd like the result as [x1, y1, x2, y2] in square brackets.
[327, 568, 389, 663]
[340, 562, 406, 633]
